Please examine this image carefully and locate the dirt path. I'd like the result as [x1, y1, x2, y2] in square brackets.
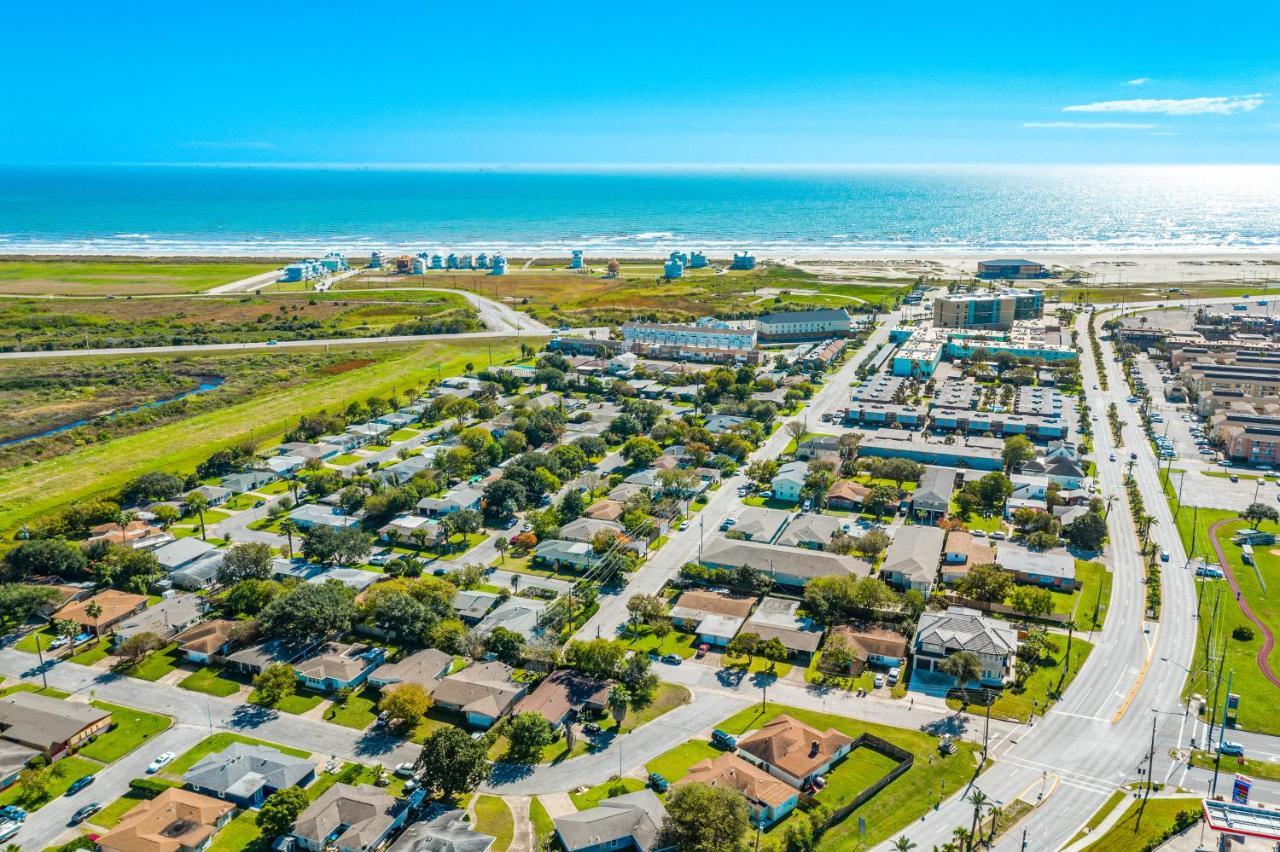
[1208, 517, 1280, 688]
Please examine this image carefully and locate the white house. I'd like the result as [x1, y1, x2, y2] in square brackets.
[771, 461, 809, 503]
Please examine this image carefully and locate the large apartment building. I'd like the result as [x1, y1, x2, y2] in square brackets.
[1178, 356, 1280, 414]
[1211, 403, 1280, 466]
[756, 308, 852, 342]
[621, 317, 758, 362]
[932, 289, 1044, 329]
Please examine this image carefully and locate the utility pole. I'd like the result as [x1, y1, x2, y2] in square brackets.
[1203, 583, 1222, 677]
[1136, 715, 1157, 829]
[1205, 649, 1228, 764]
[1211, 670, 1234, 799]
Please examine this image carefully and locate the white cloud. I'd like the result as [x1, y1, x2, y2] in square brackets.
[1023, 121, 1157, 129]
[1064, 94, 1264, 115]
[1126, 78, 1152, 86]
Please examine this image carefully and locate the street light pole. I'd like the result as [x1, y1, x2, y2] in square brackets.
[1210, 669, 1234, 799]
[1136, 714, 1157, 829]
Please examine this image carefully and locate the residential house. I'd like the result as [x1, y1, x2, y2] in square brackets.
[534, 540, 598, 571]
[452, 590, 501, 625]
[678, 753, 799, 826]
[795, 435, 841, 461]
[0, 692, 111, 758]
[0, 740, 40, 791]
[740, 597, 824, 661]
[264, 455, 306, 477]
[97, 787, 234, 852]
[153, 538, 218, 572]
[700, 538, 871, 589]
[290, 783, 414, 852]
[1044, 457, 1088, 490]
[1009, 473, 1049, 501]
[294, 642, 386, 692]
[513, 670, 611, 727]
[728, 507, 790, 543]
[704, 414, 749, 435]
[35, 583, 94, 618]
[183, 743, 315, 809]
[377, 514, 442, 544]
[474, 599, 547, 639]
[173, 619, 240, 664]
[584, 500, 624, 522]
[346, 422, 392, 445]
[910, 466, 956, 523]
[770, 461, 809, 503]
[368, 649, 453, 693]
[185, 485, 232, 508]
[775, 513, 845, 550]
[558, 517, 625, 545]
[996, 543, 1078, 591]
[169, 553, 224, 591]
[827, 626, 910, 668]
[113, 593, 206, 646]
[52, 589, 149, 637]
[432, 661, 528, 728]
[736, 714, 854, 788]
[553, 789, 667, 852]
[288, 504, 359, 530]
[669, 590, 757, 645]
[269, 559, 382, 593]
[939, 531, 996, 584]
[220, 469, 277, 494]
[826, 480, 870, 511]
[387, 807, 495, 852]
[880, 526, 945, 596]
[277, 441, 341, 461]
[913, 606, 1019, 688]
[221, 638, 315, 677]
[417, 486, 483, 517]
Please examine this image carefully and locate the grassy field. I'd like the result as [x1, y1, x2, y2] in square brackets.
[178, 666, 243, 697]
[322, 688, 378, 729]
[1079, 797, 1201, 852]
[1172, 505, 1280, 734]
[78, 702, 171, 762]
[207, 808, 268, 852]
[715, 704, 984, 850]
[1067, 560, 1114, 628]
[569, 777, 646, 810]
[0, 259, 279, 295]
[473, 795, 514, 852]
[1188, 748, 1280, 780]
[617, 626, 700, 659]
[645, 739, 722, 783]
[128, 644, 183, 681]
[0, 336, 529, 535]
[0, 755, 100, 811]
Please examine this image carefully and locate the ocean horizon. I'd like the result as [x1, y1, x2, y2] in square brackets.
[3, 164, 1280, 257]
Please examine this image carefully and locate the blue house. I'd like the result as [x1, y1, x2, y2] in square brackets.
[292, 641, 385, 692]
[669, 251, 689, 267]
[663, 256, 684, 279]
[731, 251, 756, 270]
[430, 253, 443, 269]
[491, 254, 508, 275]
[688, 251, 709, 269]
[475, 252, 490, 269]
[369, 251, 383, 269]
[570, 249, 584, 269]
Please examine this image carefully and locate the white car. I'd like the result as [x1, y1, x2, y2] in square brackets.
[678, 520, 689, 531]
[0, 821, 17, 843]
[394, 762, 416, 778]
[873, 673, 885, 689]
[146, 752, 175, 774]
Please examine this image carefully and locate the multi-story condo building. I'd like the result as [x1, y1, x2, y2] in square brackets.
[932, 289, 1044, 329]
[756, 309, 853, 342]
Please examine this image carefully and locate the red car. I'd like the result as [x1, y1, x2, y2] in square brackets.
[695, 644, 710, 659]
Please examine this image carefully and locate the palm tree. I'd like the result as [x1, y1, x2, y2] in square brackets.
[116, 508, 137, 539]
[967, 789, 990, 847]
[509, 573, 520, 593]
[892, 836, 918, 852]
[495, 537, 510, 564]
[186, 493, 209, 541]
[279, 519, 299, 559]
[951, 825, 971, 852]
[607, 685, 630, 731]
[986, 805, 1004, 844]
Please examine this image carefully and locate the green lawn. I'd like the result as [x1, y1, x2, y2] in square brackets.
[167, 733, 310, 776]
[179, 666, 244, 697]
[948, 636, 1094, 722]
[1188, 749, 1280, 781]
[722, 653, 793, 679]
[0, 755, 100, 811]
[645, 739, 722, 783]
[0, 683, 70, 698]
[569, 777, 646, 810]
[67, 638, 111, 666]
[950, 502, 1004, 533]
[1175, 508, 1280, 734]
[609, 684, 691, 736]
[78, 702, 172, 763]
[14, 627, 56, 653]
[0, 337, 529, 537]
[803, 653, 879, 692]
[743, 496, 799, 511]
[814, 747, 901, 810]
[409, 708, 465, 743]
[207, 808, 268, 852]
[256, 480, 292, 495]
[714, 704, 984, 851]
[387, 428, 420, 442]
[1080, 797, 1201, 852]
[1066, 560, 1114, 628]
[307, 762, 404, 801]
[529, 797, 556, 849]
[617, 626, 699, 659]
[129, 644, 183, 681]
[473, 795, 514, 852]
[323, 689, 378, 730]
[223, 493, 260, 511]
[330, 452, 364, 466]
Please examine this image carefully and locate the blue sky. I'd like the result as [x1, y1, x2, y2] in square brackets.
[2, 1, 1277, 165]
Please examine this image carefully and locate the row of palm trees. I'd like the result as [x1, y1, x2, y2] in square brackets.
[889, 787, 1007, 852]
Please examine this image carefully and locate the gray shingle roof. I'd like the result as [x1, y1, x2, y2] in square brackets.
[553, 789, 667, 852]
[184, 743, 313, 799]
[915, 607, 1017, 657]
[882, 526, 946, 583]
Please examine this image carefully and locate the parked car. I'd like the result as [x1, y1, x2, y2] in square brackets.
[678, 520, 689, 531]
[1160, 550, 1170, 563]
[146, 752, 175, 774]
[696, 644, 710, 659]
[0, 806, 25, 823]
[719, 519, 736, 531]
[1230, 475, 1239, 483]
[65, 776, 94, 797]
[69, 802, 101, 825]
[1130, 451, 1138, 460]
[394, 763, 416, 778]
[662, 653, 682, 665]
[989, 531, 1007, 541]
[873, 673, 885, 689]
[583, 722, 602, 736]
[887, 666, 901, 686]
[501, 516, 519, 529]
[1218, 741, 1245, 757]
[648, 772, 669, 793]
[760, 491, 773, 499]
[1195, 565, 1224, 579]
[711, 729, 738, 750]
[0, 821, 17, 842]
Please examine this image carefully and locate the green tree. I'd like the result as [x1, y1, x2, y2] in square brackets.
[1241, 502, 1280, 528]
[301, 525, 372, 567]
[657, 781, 751, 852]
[485, 626, 525, 664]
[854, 529, 891, 560]
[504, 711, 556, 763]
[258, 582, 355, 640]
[225, 578, 284, 615]
[955, 563, 1012, 603]
[563, 638, 626, 679]
[378, 682, 431, 726]
[252, 663, 297, 706]
[279, 519, 299, 559]
[185, 492, 210, 541]
[1001, 435, 1036, 472]
[116, 631, 164, 666]
[1063, 511, 1106, 551]
[219, 542, 274, 584]
[3, 539, 87, 581]
[607, 684, 631, 729]
[863, 485, 898, 519]
[939, 651, 983, 686]
[620, 436, 662, 467]
[416, 727, 490, 799]
[0, 583, 61, 627]
[255, 786, 309, 838]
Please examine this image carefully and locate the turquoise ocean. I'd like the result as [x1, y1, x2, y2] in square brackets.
[2, 165, 1279, 256]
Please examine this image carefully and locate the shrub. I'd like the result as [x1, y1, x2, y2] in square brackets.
[129, 777, 173, 798]
[1232, 625, 1255, 642]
